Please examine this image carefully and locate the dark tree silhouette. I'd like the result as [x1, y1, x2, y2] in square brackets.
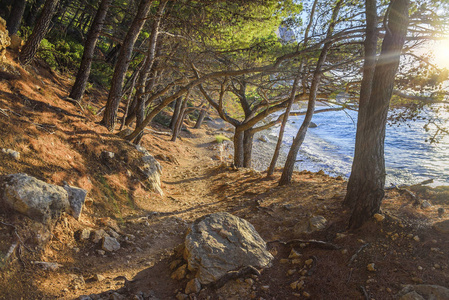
[6, 0, 26, 35]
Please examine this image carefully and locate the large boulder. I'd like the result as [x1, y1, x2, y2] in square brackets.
[63, 183, 87, 220]
[0, 174, 69, 224]
[184, 212, 273, 285]
[397, 284, 449, 300]
[135, 145, 163, 195]
[433, 220, 449, 234]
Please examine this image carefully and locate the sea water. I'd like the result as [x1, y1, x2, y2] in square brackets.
[266, 106, 449, 187]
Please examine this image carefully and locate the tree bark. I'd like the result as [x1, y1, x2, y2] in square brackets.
[194, 107, 207, 129]
[343, 0, 378, 208]
[133, 0, 167, 144]
[7, 0, 26, 35]
[69, 0, 112, 101]
[100, 0, 154, 131]
[170, 97, 183, 130]
[279, 0, 343, 186]
[243, 130, 254, 168]
[26, 0, 45, 27]
[233, 129, 244, 167]
[346, 0, 410, 229]
[171, 94, 189, 142]
[19, 0, 59, 66]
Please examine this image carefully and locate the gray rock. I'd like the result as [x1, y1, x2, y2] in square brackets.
[397, 285, 449, 300]
[184, 212, 273, 285]
[2, 148, 20, 160]
[79, 229, 91, 240]
[102, 236, 120, 252]
[32, 261, 62, 271]
[293, 215, 327, 235]
[63, 184, 87, 220]
[0, 173, 70, 224]
[433, 220, 449, 234]
[309, 122, 318, 128]
[135, 145, 163, 195]
[92, 229, 109, 243]
[421, 200, 431, 209]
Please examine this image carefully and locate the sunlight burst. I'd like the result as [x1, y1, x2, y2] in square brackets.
[433, 39, 449, 69]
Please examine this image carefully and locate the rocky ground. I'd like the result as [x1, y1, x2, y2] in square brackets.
[1, 51, 449, 300]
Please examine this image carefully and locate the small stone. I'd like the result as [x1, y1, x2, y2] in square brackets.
[94, 274, 105, 282]
[407, 234, 414, 238]
[305, 259, 313, 266]
[341, 249, 348, 255]
[73, 247, 80, 253]
[292, 259, 302, 264]
[386, 288, 392, 293]
[287, 269, 297, 276]
[418, 266, 423, 270]
[289, 249, 302, 259]
[373, 213, 385, 222]
[79, 229, 91, 240]
[367, 263, 375, 272]
[303, 291, 311, 298]
[300, 269, 308, 276]
[175, 293, 188, 300]
[357, 239, 366, 244]
[335, 233, 347, 239]
[391, 233, 399, 241]
[411, 277, 423, 283]
[290, 281, 299, 290]
[260, 285, 269, 291]
[171, 264, 187, 280]
[366, 279, 376, 284]
[97, 250, 105, 256]
[280, 259, 289, 264]
[102, 236, 120, 252]
[299, 243, 307, 248]
[245, 278, 254, 285]
[421, 200, 431, 209]
[185, 278, 201, 294]
[434, 264, 441, 269]
[413, 236, 420, 242]
[92, 229, 109, 243]
[2, 148, 20, 160]
[296, 280, 305, 290]
[438, 207, 445, 217]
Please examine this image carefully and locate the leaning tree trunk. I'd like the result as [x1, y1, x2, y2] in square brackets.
[133, 0, 167, 144]
[279, 0, 342, 186]
[194, 107, 207, 129]
[170, 97, 183, 130]
[19, 0, 59, 66]
[101, 0, 153, 131]
[69, 0, 112, 101]
[346, 0, 409, 229]
[7, 0, 26, 35]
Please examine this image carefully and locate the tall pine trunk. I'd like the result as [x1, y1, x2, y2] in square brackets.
[346, 0, 409, 229]
[101, 0, 153, 131]
[69, 0, 112, 101]
[19, 0, 59, 66]
[7, 0, 26, 35]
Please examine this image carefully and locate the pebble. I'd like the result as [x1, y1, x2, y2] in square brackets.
[434, 264, 441, 269]
[2, 148, 20, 160]
[418, 266, 423, 270]
[287, 269, 297, 276]
[303, 291, 311, 298]
[185, 278, 201, 294]
[299, 243, 307, 248]
[102, 236, 120, 252]
[260, 285, 269, 291]
[305, 259, 313, 266]
[176, 293, 188, 300]
[335, 233, 347, 239]
[289, 249, 302, 259]
[245, 278, 254, 285]
[97, 250, 105, 256]
[373, 213, 385, 222]
[280, 259, 289, 264]
[367, 263, 375, 272]
[291, 259, 301, 264]
[94, 274, 105, 282]
[341, 249, 348, 255]
[413, 235, 420, 242]
[290, 281, 299, 290]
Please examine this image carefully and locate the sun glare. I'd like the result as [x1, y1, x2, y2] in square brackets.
[433, 39, 449, 69]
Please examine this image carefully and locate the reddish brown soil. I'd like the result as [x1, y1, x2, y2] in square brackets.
[1, 50, 449, 300]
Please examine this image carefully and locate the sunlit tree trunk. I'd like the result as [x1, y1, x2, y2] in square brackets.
[346, 0, 410, 229]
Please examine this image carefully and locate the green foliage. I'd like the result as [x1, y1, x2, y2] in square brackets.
[37, 38, 84, 72]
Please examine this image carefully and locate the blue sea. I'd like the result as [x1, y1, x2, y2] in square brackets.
[265, 105, 449, 187]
